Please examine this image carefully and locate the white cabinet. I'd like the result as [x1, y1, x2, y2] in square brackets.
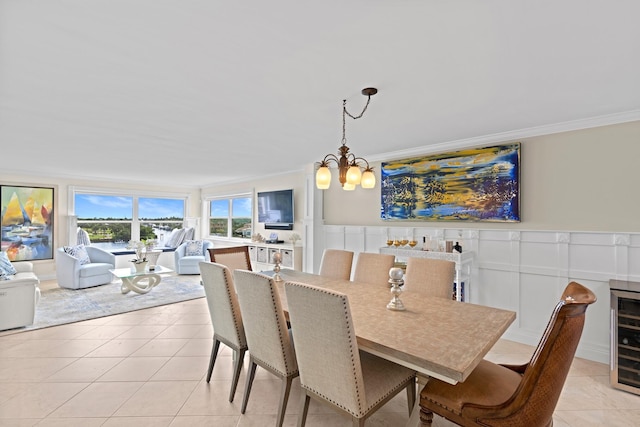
[247, 243, 302, 272]
[379, 246, 474, 302]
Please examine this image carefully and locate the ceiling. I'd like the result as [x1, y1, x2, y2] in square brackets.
[1, 1, 639, 188]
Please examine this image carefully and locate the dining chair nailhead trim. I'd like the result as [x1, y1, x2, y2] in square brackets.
[273, 286, 297, 375]
[222, 271, 246, 347]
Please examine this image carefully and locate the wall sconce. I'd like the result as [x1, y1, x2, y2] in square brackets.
[316, 87, 377, 190]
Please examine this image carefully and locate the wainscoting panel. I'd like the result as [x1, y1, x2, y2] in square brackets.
[324, 225, 348, 250]
[345, 226, 366, 254]
[317, 225, 640, 364]
[476, 268, 520, 313]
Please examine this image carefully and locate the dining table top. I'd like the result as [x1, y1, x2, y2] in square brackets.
[270, 269, 516, 385]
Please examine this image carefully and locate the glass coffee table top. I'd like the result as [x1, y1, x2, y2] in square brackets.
[109, 265, 173, 279]
[109, 265, 174, 294]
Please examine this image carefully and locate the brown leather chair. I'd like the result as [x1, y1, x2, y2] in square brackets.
[419, 281, 597, 427]
[207, 246, 252, 272]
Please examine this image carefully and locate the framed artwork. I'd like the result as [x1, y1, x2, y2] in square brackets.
[381, 143, 520, 222]
[1, 185, 55, 261]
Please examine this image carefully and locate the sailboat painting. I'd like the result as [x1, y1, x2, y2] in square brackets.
[1, 185, 54, 261]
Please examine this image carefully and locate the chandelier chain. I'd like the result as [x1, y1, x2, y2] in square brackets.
[344, 94, 372, 120]
[341, 94, 373, 145]
[341, 100, 347, 144]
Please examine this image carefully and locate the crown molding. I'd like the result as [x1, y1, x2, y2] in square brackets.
[368, 109, 640, 163]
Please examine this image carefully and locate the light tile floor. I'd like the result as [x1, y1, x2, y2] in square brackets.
[1, 281, 639, 426]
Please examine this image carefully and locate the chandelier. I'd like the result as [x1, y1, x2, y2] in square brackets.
[315, 87, 377, 190]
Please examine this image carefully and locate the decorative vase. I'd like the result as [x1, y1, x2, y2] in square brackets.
[145, 250, 161, 270]
[133, 261, 148, 273]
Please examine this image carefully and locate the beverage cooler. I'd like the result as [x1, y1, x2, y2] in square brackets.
[610, 279, 640, 395]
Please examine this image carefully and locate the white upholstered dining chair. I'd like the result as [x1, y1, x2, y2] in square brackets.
[403, 257, 455, 299]
[318, 249, 354, 280]
[233, 270, 298, 427]
[198, 261, 247, 402]
[352, 252, 395, 286]
[284, 281, 416, 427]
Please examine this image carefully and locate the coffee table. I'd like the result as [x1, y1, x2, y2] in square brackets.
[109, 265, 174, 294]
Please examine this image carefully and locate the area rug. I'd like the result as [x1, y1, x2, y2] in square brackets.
[10, 275, 205, 334]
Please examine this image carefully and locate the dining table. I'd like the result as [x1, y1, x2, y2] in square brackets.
[267, 269, 517, 426]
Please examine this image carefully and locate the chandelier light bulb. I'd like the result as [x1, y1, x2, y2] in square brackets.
[343, 182, 356, 191]
[346, 165, 362, 185]
[361, 169, 376, 189]
[316, 166, 332, 189]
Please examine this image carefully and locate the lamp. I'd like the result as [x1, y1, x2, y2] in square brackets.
[316, 87, 378, 190]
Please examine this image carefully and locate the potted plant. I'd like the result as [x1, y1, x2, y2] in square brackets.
[126, 240, 149, 272]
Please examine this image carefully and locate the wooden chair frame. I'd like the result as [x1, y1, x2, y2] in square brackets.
[207, 246, 252, 271]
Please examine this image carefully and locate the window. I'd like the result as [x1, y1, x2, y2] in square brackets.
[208, 194, 252, 239]
[139, 197, 185, 244]
[74, 192, 185, 250]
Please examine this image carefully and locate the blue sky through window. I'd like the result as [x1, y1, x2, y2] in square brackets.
[210, 197, 252, 218]
[75, 195, 184, 219]
[232, 197, 252, 217]
[139, 198, 184, 219]
[75, 195, 132, 219]
[210, 199, 229, 217]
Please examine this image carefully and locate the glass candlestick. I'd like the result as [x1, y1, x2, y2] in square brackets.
[387, 267, 406, 311]
[272, 252, 282, 282]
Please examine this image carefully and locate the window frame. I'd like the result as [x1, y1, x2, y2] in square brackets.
[205, 191, 253, 241]
[70, 187, 190, 248]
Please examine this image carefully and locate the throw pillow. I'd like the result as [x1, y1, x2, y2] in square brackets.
[63, 244, 91, 265]
[167, 228, 187, 248]
[0, 251, 17, 279]
[77, 228, 91, 246]
[185, 240, 204, 256]
[183, 227, 195, 241]
[163, 228, 179, 247]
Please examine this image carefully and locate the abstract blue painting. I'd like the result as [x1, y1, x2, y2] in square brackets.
[381, 144, 520, 222]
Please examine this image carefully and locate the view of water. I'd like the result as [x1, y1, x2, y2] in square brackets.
[89, 227, 172, 252]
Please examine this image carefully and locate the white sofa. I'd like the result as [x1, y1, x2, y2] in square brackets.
[56, 246, 116, 289]
[0, 262, 41, 331]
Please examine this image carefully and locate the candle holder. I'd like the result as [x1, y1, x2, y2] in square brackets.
[272, 252, 283, 282]
[387, 267, 406, 311]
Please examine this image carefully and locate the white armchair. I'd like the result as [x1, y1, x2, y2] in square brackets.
[56, 246, 116, 289]
[174, 240, 213, 274]
[0, 261, 41, 331]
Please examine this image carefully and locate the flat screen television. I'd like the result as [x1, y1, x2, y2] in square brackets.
[257, 189, 294, 230]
